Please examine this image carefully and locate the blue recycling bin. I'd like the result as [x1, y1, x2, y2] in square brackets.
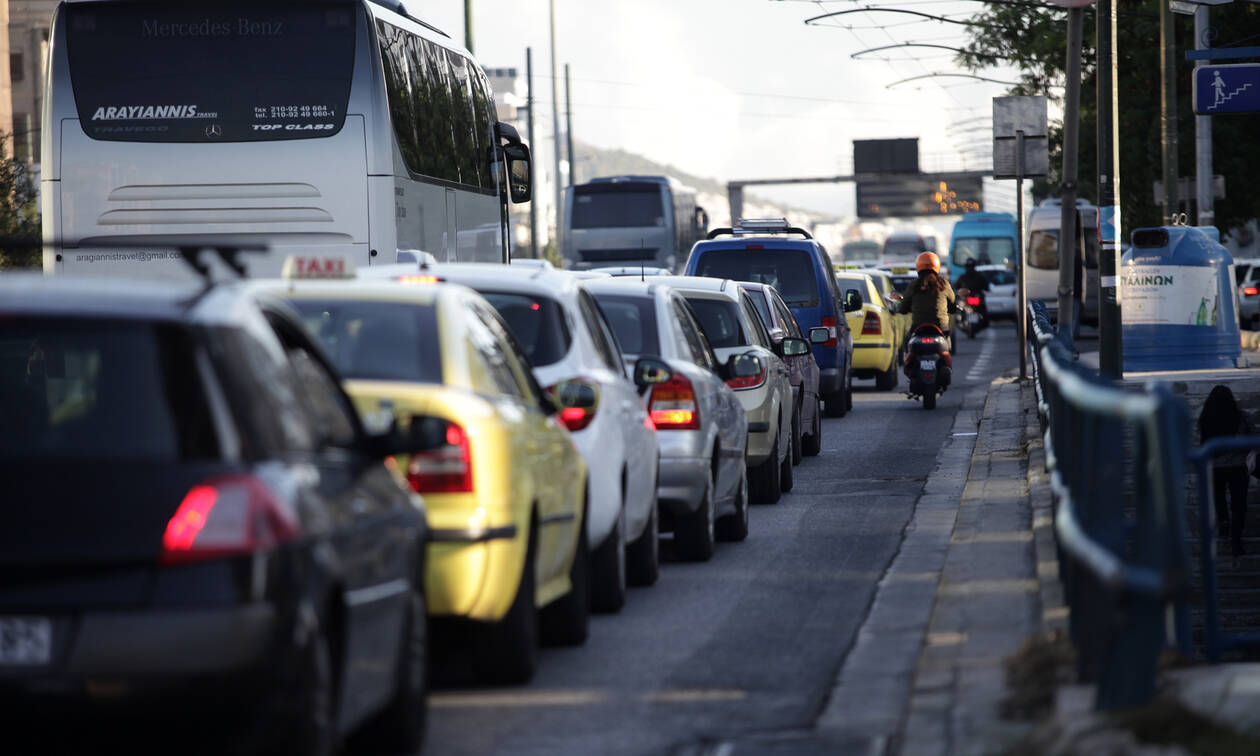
[1121, 226, 1241, 372]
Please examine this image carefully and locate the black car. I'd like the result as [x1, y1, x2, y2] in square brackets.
[0, 275, 429, 754]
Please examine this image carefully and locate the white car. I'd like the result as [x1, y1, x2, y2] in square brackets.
[655, 276, 796, 505]
[586, 278, 752, 558]
[369, 263, 660, 612]
[978, 264, 1017, 320]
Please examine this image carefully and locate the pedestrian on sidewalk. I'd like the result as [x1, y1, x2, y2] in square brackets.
[1199, 385, 1254, 557]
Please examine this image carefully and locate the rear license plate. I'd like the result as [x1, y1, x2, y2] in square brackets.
[968, 313, 981, 324]
[0, 617, 52, 666]
[920, 359, 936, 370]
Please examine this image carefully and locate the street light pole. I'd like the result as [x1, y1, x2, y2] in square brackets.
[1057, 7, 1084, 338]
[1159, 0, 1179, 216]
[1097, 0, 1123, 378]
[1194, 6, 1214, 227]
[565, 63, 575, 186]
[526, 47, 537, 259]
[464, 0, 473, 54]
[549, 0, 563, 258]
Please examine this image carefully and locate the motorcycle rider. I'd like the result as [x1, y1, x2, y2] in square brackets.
[954, 258, 990, 324]
[896, 252, 957, 384]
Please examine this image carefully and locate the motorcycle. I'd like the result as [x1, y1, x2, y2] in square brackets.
[904, 323, 951, 410]
[957, 288, 987, 339]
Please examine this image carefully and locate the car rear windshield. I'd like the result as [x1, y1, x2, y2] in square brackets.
[835, 277, 868, 303]
[478, 292, 571, 367]
[592, 294, 660, 357]
[883, 240, 924, 261]
[289, 299, 443, 384]
[693, 249, 820, 307]
[684, 297, 747, 349]
[0, 319, 218, 461]
[744, 288, 773, 329]
[65, 1, 355, 143]
[571, 183, 666, 229]
[952, 237, 1014, 267]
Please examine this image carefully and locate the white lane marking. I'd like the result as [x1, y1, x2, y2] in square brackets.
[964, 327, 998, 382]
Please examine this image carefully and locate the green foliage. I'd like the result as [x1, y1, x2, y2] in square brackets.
[0, 133, 39, 270]
[958, 1, 1260, 239]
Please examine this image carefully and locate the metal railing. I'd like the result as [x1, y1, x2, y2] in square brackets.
[1191, 437, 1260, 661]
[1027, 300, 1191, 709]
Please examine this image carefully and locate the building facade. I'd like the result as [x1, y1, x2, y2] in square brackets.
[8, 1, 54, 166]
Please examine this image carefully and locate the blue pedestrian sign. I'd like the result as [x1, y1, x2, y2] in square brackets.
[1194, 64, 1260, 115]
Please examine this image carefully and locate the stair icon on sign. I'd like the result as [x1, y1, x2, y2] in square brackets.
[1210, 69, 1253, 111]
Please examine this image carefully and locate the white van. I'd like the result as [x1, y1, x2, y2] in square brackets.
[1025, 199, 1099, 324]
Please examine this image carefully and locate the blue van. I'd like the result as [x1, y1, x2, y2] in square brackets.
[947, 212, 1017, 282]
[684, 220, 856, 417]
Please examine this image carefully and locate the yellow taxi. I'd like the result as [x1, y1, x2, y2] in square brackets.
[858, 268, 910, 348]
[834, 271, 901, 391]
[255, 259, 590, 683]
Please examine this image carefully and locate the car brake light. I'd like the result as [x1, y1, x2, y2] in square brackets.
[746, 244, 764, 250]
[407, 420, 474, 493]
[921, 337, 936, 344]
[398, 274, 441, 284]
[820, 316, 838, 347]
[161, 476, 300, 565]
[861, 311, 881, 335]
[967, 296, 981, 306]
[1245, 286, 1259, 297]
[726, 360, 767, 390]
[649, 375, 700, 429]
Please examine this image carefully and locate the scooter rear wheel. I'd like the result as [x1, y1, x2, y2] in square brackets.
[923, 392, 936, 410]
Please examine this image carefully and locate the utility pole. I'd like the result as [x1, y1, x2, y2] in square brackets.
[1057, 7, 1084, 338]
[526, 48, 538, 259]
[1159, 0, 1179, 216]
[1194, 6, 1214, 227]
[565, 64, 575, 186]
[1097, 0, 1122, 378]
[549, 0, 563, 258]
[464, 0, 473, 54]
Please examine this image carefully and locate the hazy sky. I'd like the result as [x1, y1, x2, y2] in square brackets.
[417, 0, 1025, 216]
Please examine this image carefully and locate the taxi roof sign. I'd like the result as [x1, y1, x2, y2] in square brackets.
[282, 255, 356, 280]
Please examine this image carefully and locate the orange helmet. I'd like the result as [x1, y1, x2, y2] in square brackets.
[915, 252, 941, 273]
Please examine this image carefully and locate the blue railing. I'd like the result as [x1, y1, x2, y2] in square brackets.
[1027, 300, 1191, 709]
[1190, 437, 1260, 661]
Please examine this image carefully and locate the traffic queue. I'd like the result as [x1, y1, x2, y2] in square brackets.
[0, 221, 859, 753]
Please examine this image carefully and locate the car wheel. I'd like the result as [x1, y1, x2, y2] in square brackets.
[676, 476, 716, 561]
[801, 402, 822, 457]
[716, 465, 749, 542]
[540, 502, 591, 647]
[824, 391, 846, 418]
[351, 589, 428, 753]
[845, 369, 854, 412]
[779, 426, 794, 493]
[475, 523, 538, 683]
[790, 403, 802, 466]
[749, 432, 782, 504]
[273, 620, 335, 756]
[590, 506, 626, 614]
[875, 354, 898, 391]
[627, 478, 660, 587]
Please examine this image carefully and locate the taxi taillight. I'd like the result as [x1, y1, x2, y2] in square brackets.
[407, 421, 473, 494]
[861, 311, 881, 335]
[966, 296, 981, 307]
[649, 375, 700, 430]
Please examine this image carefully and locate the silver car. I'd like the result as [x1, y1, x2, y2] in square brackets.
[655, 277, 797, 505]
[585, 278, 751, 561]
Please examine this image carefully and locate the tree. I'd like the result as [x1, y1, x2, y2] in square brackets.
[958, 0, 1260, 239]
[0, 133, 39, 269]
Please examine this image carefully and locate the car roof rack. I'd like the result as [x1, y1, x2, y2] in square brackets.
[706, 217, 813, 241]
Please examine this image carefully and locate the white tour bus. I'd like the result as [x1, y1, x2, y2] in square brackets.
[42, 0, 531, 279]
[561, 175, 707, 273]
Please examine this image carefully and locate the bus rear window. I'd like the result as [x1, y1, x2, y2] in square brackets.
[65, 2, 355, 143]
[572, 184, 665, 229]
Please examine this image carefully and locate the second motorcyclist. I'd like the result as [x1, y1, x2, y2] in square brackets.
[953, 258, 990, 324]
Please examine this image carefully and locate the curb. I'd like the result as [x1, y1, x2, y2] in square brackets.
[1024, 380, 1066, 635]
[812, 384, 989, 751]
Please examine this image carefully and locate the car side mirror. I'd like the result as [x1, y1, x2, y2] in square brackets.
[724, 352, 762, 380]
[781, 337, 810, 357]
[503, 142, 532, 204]
[633, 356, 673, 389]
[886, 292, 903, 303]
[808, 327, 830, 344]
[844, 290, 863, 313]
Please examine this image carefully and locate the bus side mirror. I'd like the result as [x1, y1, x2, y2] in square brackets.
[503, 142, 532, 204]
